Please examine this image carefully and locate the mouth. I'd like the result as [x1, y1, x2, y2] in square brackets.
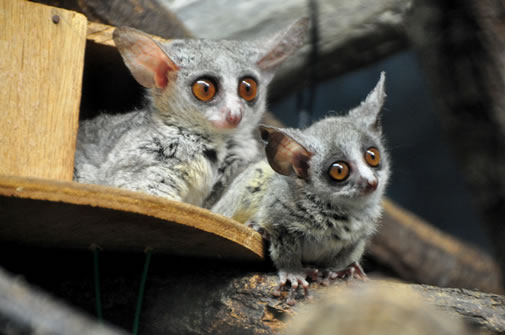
[210, 111, 243, 130]
[210, 119, 240, 130]
[360, 179, 378, 196]
[333, 188, 376, 203]
[361, 188, 376, 196]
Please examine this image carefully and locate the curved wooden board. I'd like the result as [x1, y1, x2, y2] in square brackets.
[0, 175, 264, 261]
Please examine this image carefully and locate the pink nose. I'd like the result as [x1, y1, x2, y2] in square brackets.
[226, 112, 242, 127]
[365, 179, 378, 193]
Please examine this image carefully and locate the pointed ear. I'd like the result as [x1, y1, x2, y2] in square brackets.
[256, 17, 309, 75]
[349, 72, 386, 132]
[113, 27, 179, 89]
[259, 125, 313, 179]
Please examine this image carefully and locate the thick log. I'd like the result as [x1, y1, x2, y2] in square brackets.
[407, 0, 505, 288]
[137, 274, 505, 334]
[413, 284, 505, 334]
[0, 267, 124, 335]
[4, 247, 502, 335]
[283, 281, 480, 335]
[137, 272, 505, 334]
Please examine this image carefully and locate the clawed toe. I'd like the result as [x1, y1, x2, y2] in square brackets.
[275, 270, 310, 305]
[273, 263, 367, 305]
[329, 262, 368, 281]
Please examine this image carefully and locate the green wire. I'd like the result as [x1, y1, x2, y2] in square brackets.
[93, 247, 103, 322]
[132, 249, 153, 335]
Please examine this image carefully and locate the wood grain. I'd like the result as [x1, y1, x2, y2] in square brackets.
[86, 21, 167, 47]
[0, 0, 86, 181]
[86, 21, 115, 46]
[0, 175, 264, 260]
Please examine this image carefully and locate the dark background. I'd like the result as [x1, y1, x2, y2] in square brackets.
[271, 50, 491, 250]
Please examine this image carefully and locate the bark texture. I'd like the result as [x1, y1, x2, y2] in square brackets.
[1, 248, 504, 335]
[283, 281, 487, 335]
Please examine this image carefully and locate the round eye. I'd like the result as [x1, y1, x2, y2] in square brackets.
[365, 147, 380, 167]
[192, 78, 216, 101]
[238, 77, 257, 102]
[328, 161, 350, 181]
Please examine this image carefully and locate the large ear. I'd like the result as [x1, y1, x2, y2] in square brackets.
[113, 27, 179, 89]
[349, 71, 386, 132]
[259, 125, 313, 179]
[256, 17, 309, 74]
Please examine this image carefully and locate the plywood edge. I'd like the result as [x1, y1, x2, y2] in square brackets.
[0, 175, 264, 259]
[86, 21, 115, 46]
[87, 21, 168, 47]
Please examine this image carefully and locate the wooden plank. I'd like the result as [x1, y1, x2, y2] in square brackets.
[0, 175, 264, 260]
[0, 0, 87, 181]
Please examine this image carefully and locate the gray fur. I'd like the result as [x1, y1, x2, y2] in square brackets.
[74, 18, 308, 206]
[213, 72, 390, 289]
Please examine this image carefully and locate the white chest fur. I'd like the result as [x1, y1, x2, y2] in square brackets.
[181, 154, 218, 205]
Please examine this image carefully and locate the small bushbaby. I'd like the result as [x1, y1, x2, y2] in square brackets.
[74, 19, 308, 206]
[213, 73, 390, 304]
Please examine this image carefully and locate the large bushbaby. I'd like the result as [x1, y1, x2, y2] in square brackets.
[213, 73, 391, 304]
[74, 19, 308, 206]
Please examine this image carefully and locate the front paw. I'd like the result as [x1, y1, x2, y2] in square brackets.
[274, 270, 310, 306]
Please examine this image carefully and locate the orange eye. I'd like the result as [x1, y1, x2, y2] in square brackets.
[192, 78, 216, 101]
[365, 147, 380, 167]
[328, 161, 350, 181]
[238, 77, 257, 102]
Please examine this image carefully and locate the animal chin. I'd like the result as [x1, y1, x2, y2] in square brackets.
[361, 187, 376, 196]
[210, 119, 240, 130]
[335, 189, 375, 203]
[359, 179, 378, 196]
